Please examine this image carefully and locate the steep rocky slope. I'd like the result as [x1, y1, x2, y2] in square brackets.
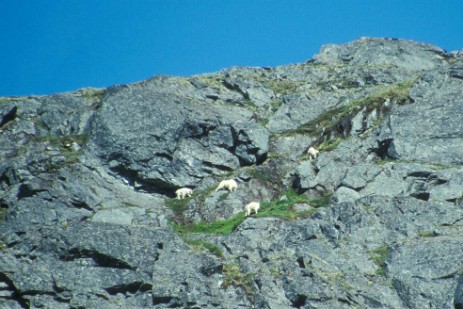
[1, 38, 463, 308]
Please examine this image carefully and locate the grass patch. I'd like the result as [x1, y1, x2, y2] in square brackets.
[172, 189, 332, 235]
[418, 230, 435, 238]
[221, 262, 255, 295]
[183, 237, 224, 258]
[266, 79, 303, 96]
[165, 186, 216, 215]
[369, 245, 390, 276]
[39, 133, 88, 146]
[0, 207, 7, 222]
[174, 213, 246, 235]
[75, 88, 105, 103]
[247, 167, 271, 181]
[191, 75, 225, 91]
[165, 197, 191, 215]
[269, 99, 283, 112]
[317, 137, 343, 152]
[256, 189, 311, 220]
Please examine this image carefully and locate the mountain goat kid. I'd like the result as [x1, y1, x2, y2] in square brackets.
[245, 202, 260, 216]
[175, 188, 193, 199]
[215, 179, 238, 192]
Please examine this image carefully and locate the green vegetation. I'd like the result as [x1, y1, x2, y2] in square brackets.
[191, 75, 225, 90]
[255, 189, 311, 220]
[0, 207, 7, 222]
[369, 245, 390, 276]
[172, 189, 332, 235]
[75, 87, 105, 103]
[173, 212, 246, 235]
[165, 186, 217, 215]
[266, 151, 285, 160]
[165, 197, 191, 216]
[221, 262, 255, 295]
[247, 167, 271, 182]
[269, 99, 283, 112]
[418, 230, 435, 238]
[317, 137, 343, 152]
[38, 133, 88, 148]
[0, 97, 23, 105]
[183, 237, 224, 258]
[278, 77, 418, 138]
[39, 133, 89, 167]
[266, 79, 304, 96]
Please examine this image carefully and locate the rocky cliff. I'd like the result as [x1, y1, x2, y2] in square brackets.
[1, 38, 463, 308]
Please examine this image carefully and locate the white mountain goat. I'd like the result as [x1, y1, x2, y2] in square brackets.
[245, 202, 260, 216]
[307, 147, 319, 160]
[215, 179, 238, 192]
[175, 187, 193, 199]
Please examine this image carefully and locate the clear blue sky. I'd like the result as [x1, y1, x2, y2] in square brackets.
[1, 1, 462, 96]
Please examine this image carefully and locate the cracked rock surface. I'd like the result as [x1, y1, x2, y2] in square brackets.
[1, 38, 463, 308]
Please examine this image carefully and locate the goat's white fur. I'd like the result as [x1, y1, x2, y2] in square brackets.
[175, 187, 193, 199]
[215, 179, 238, 192]
[245, 202, 260, 216]
[308, 147, 319, 160]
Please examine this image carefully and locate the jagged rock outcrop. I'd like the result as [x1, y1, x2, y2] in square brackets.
[1, 38, 463, 308]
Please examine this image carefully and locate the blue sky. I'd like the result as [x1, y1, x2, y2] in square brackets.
[1, 1, 463, 96]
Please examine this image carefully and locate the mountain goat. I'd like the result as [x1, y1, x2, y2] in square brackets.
[307, 147, 319, 160]
[245, 202, 260, 216]
[215, 179, 238, 192]
[175, 187, 193, 199]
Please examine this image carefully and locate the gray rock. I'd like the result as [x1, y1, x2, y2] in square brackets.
[340, 163, 382, 190]
[1, 38, 463, 308]
[332, 186, 361, 203]
[314, 37, 447, 70]
[376, 74, 463, 165]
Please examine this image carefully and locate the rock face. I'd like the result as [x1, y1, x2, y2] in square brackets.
[1, 38, 463, 308]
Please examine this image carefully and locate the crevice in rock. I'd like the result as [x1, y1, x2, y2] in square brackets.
[0, 273, 30, 309]
[201, 160, 234, 172]
[16, 183, 46, 200]
[105, 281, 152, 295]
[296, 257, 306, 269]
[110, 164, 175, 197]
[62, 248, 135, 270]
[0, 106, 18, 128]
[436, 178, 448, 185]
[336, 117, 353, 138]
[177, 119, 218, 140]
[221, 79, 250, 100]
[372, 138, 396, 160]
[221, 242, 233, 255]
[109, 164, 140, 188]
[338, 297, 352, 305]
[406, 171, 437, 181]
[410, 192, 430, 201]
[69, 199, 94, 211]
[152, 296, 178, 306]
[291, 294, 307, 307]
[154, 152, 173, 161]
[201, 263, 223, 277]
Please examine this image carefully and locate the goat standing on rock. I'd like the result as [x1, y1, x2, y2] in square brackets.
[175, 188, 193, 199]
[245, 202, 260, 216]
[215, 179, 238, 192]
[308, 147, 319, 160]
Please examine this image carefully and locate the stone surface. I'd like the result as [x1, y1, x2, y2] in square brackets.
[1, 38, 463, 308]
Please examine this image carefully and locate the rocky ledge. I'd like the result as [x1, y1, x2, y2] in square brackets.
[1, 38, 463, 308]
